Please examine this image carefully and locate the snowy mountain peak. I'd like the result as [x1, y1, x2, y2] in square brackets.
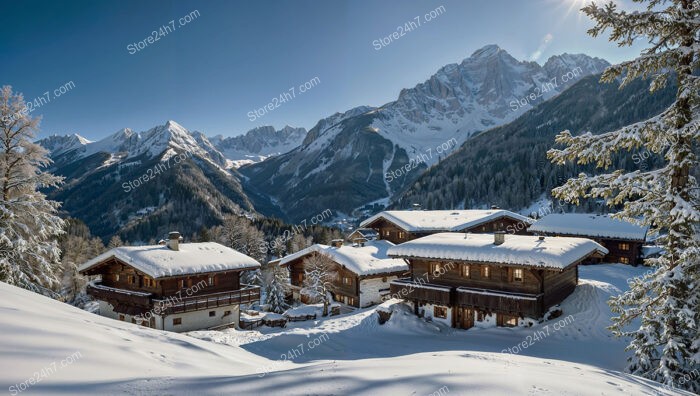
[470, 44, 503, 59]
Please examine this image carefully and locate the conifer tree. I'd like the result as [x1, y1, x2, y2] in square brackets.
[547, 1, 699, 390]
[0, 86, 66, 295]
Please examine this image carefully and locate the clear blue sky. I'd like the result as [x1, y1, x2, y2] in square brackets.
[0, 0, 645, 140]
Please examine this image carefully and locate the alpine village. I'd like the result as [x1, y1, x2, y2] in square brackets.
[1, 1, 699, 395]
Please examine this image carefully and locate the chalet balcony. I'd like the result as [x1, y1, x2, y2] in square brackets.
[390, 278, 452, 305]
[152, 285, 261, 315]
[456, 287, 543, 317]
[86, 281, 152, 307]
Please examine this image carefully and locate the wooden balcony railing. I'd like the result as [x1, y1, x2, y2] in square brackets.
[389, 278, 452, 305]
[456, 287, 543, 317]
[152, 285, 261, 315]
[86, 282, 152, 307]
[87, 282, 261, 315]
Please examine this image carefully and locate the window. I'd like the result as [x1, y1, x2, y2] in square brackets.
[114, 274, 120, 282]
[208, 276, 215, 286]
[431, 262, 447, 276]
[119, 314, 125, 321]
[127, 275, 135, 284]
[178, 279, 185, 289]
[434, 306, 448, 319]
[460, 264, 471, 278]
[477, 310, 485, 322]
[398, 231, 405, 239]
[173, 318, 182, 326]
[343, 277, 353, 286]
[620, 257, 630, 264]
[209, 311, 216, 317]
[619, 243, 630, 251]
[223, 310, 231, 317]
[481, 266, 490, 279]
[143, 277, 155, 287]
[512, 268, 523, 282]
[384, 230, 390, 237]
[499, 314, 518, 327]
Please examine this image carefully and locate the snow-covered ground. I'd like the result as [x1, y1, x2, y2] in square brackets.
[0, 264, 691, 395]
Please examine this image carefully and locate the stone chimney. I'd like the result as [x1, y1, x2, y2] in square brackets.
[167, 231, 181, 251]
[331, 239, 344, 248]
[494, 231, 505, 246]
[411, 203, 422, 211]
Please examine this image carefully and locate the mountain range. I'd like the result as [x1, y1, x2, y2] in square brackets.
[38, 45, 624, 240]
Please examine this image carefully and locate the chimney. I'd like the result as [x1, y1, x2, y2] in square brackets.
[167, 231, 181, 251]
[412, 203, 422, 211]
[491, 205, 500, 210]
[538, 236, 545, 241]
[158, 239, 167, 246]
[494, 231, 505, 245]
[331, 239, 344, 248]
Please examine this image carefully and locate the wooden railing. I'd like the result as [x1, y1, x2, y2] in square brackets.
[389, 278, 452, 305]
[88, 282, 261, 315]
[152, 286, 261, 315]
[456, 287, 543, 317]
[86, 282, 152, 306]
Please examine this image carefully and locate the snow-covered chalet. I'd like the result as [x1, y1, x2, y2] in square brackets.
[79, 232, 261, 332]
[387, 232, 608, 329]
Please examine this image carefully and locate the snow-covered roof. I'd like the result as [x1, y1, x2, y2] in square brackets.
[349, 228, 379, 239]
[528, 214, 648, 241]
[274, 240, 408, 277]
[360, 210, 533, 232]
[387, 233, 608, 270]
[79, 242, 261, 279]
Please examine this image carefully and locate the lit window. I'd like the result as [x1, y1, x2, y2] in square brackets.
[477, 310, 485, 322]
[384, 230, 390, 237]
[114, 274, 120, 282]
[434, 306, 448, 319]
[431, 262, 446, 276]
[143, 277, 155, 287]
[178, 279, 184, 289]
[127, 275, 135, 284]
[398, 231, 405, 239]
[343, 277, 353, 286]
[461, 265, 470, 278]
[620, 257, 630, 264]
[173, 318, 182, 326]
[512, 268, 523, 282]
[481, 266, 490, 279]
[500, 314, 518, 327]
[208, 276, 215, 286]
[619, 243, 630, 251]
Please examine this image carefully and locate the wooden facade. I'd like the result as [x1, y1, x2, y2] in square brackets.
[389, 257, 580, 329]
[364, 216, 530, 245]
[81, 256, 260, 328]
[281, 252, 405, 308]
[532, 233, 643, 266]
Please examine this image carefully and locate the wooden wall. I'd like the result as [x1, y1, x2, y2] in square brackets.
[408, 259, 542, 295]
[85, 258, 242, 298]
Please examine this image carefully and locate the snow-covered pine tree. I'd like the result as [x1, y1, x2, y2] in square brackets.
[107, 235, 124, 248]
[547, 1, 699, 391]
[302, 253, 338, 316]
[264, 264, 290, 313]
[0, 86, 66, 295]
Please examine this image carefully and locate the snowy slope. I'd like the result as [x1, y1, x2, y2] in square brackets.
[211, 125, 308, 167]
[0, 265, 690, 395]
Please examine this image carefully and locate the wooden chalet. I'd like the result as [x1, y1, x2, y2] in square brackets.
[359, 209, 534, 245]
[79, 232, 261, 332]
[528, 214, 648, 266]
[271, 239, 408, 308]
[387, 232, 607, 329]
